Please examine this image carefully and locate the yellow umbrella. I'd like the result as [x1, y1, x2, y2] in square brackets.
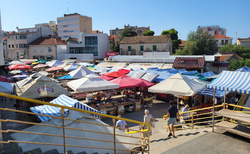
[31, 62, 39, 65]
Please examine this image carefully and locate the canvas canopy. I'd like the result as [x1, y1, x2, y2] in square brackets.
[46, 60, 63, 67]
[16, 75, 71, 98]
[30, 94, 102, 122]
[141, 73, 159, 82]
[68, 67, 98, 79]
[130, 71, 146, 78]
[67, 77, 120, 92]
[196, 88, 229, 98]
[207, 71, 250, 94]
[11, 111, 138, 154]
[0, 82, 14, 94]
[235, 66, 250, 72]
[149, 73, 206, 96]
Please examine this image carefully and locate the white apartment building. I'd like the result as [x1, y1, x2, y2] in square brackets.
[57, 33, 109, 61]
[197, 25, 226, 36]
[57, 13, 92, 41]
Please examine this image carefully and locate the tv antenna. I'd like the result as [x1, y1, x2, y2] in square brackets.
[67, 0, 69, 13]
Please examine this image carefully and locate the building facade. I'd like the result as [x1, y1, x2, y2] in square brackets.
[57, 33, 109, 61]
[0, 15, 4, 65]
[6, 27, 54, 60]
[28, 36, 67, 61]
[236, 38, 250, 47]
[211, 34, 233, 51]
[57, 13, 92, 41]
[35, 21, 57, 36]
[197, 25, 226, 36]
[119, 35, 172, 55]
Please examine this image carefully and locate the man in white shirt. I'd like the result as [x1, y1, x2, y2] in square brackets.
[116, 115, 129, 132]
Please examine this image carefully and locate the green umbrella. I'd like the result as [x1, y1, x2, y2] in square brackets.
[37, 59, 47, 64]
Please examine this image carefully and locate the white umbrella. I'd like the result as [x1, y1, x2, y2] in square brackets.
[141, 73, 159, 82]
[67, 77, 119, 92]
[148, 73, 205, 96]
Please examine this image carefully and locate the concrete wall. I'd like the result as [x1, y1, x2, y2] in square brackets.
[120, 38, 172, 55]
[57, 53, 94, 61]
[28, 45, 58, 60]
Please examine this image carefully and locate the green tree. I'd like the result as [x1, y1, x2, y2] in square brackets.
[110, 38, 115, 52]
[142, 30, 155, 36]
[230, 59, 245, 70]
[120, 27, 137, 40]
[220, 44, 250, 59]
[180, 31, 218, 55]
[161, 28, 181, 53]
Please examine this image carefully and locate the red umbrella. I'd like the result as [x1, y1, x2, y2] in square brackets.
[23, 61, 32, 65]
[104, 71, 128, 78]
[45, 67, 63, 72]
[110, 76, 143, 89]
[118, 69, 130, 74]
[0, 75, 7, 82]
[133, 78, 155, 87]
[33, 64, 49, 68]
[7, 64, 33, 70]
[99, 74, 115, 81]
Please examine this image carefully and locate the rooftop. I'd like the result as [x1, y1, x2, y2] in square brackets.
[120, 35, 170, 44]
[210, 34, 232, 39]
[28, 36, 67, 45]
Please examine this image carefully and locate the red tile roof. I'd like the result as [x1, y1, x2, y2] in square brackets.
[109, 35, 117, 40]
[28, 37, 67, 45]
[216, 52, 243, 61]
[179, 40, 186, 46]
[173, 57, 205, 69]
[2, 36, 7, 41]
[211, 34, 232, 39]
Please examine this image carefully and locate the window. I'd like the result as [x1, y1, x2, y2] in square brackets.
[140, 46, 144, 51]
[41, 47, 44, 52]
[225, 40, 228, 45]
[16, 44, 18, 48]
[12, 44, 14, 48]
[19, 44, 28, 48]
[153, 45, 157, 51]
[221, 40, 224, 45]
[58, 18, 78, 23]
[58, 24, 78, 28]
[8, 45, 11, 48]
[128, 46, 131, 52]
[34, 47, 36, 52]
[84, 19, 86, 22]
[47, 47, 52, 52]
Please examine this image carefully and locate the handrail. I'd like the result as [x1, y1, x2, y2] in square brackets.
[0, 92, 150, 132]
[163, 103, 250, 132]
[0, 92, 150, 153]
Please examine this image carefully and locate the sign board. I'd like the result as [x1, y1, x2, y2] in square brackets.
[143, 52, 170, 58]
[105, 52, 117, 58]
[178, 59, 198, 64]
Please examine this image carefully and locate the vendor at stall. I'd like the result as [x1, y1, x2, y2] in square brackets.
[104, 90, 112, 102]
[95, 91, 103, 104]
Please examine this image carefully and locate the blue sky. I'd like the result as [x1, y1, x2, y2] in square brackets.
[1, 0, 250, 43]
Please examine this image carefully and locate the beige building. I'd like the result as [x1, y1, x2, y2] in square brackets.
[119, 35, 172, 55]
[35, 21, 57, 36]
[57, 13, 92, 41]
[110, 24, 150, 41]
[6, 27, 54, 60]
[210, 34, 233, 51]
[236, 37, 250, 47]
[28, 36, 67, 61]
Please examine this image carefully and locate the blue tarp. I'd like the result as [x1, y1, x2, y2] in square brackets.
[181, 70, 199, 76]
[30, 94, 102, 122]
[197, 71, 216, 80]
[197, 88, 229, 98]
[153, 72, 173, 82]
[207, 71, 250, 94]
[235, 66, 250, 72]
[58, 74, 73, 79]
[146, 67, 159, 74]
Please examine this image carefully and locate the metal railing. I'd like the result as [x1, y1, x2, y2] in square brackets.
[163, 103, 250, 131]
[0, 92, 150, 154]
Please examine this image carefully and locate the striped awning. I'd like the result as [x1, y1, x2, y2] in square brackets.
[30, 94, 102, 122]
[207, 71, 250, 94]
[196, 88, 229, 98]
